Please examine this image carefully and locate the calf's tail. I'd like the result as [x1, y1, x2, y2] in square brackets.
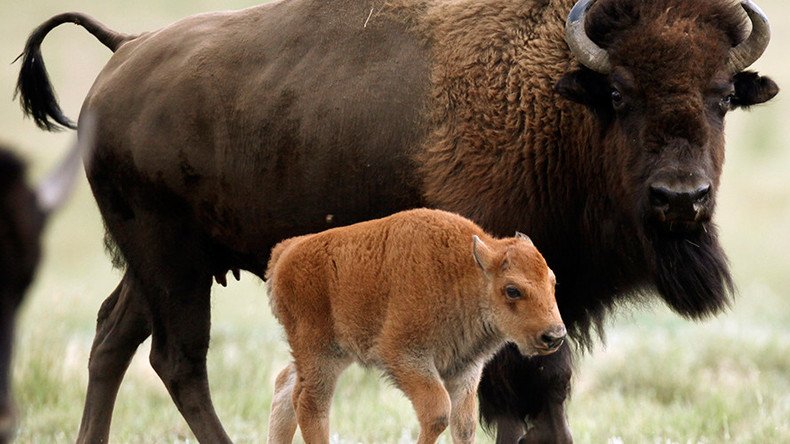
[14, 12, 134, 131]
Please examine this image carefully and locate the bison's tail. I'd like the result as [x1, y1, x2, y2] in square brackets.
[14, 12, 134, 131]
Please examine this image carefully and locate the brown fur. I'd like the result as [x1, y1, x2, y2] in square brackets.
[266, 209, 564, 443]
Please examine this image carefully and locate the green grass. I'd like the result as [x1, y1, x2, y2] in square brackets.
[2, 0, 790, 442]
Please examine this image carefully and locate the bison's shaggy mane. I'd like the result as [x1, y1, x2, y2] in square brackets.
[414, 0, 746, 352]
[587, 0, 749, 50]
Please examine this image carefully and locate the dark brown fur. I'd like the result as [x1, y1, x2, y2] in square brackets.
[14, 0, 778, 442]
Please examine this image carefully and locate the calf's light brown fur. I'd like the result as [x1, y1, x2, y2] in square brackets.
[265, 208, 564, 443]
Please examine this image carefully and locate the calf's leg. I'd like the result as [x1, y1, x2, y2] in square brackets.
[387, 360, 452, 444]
[77, 273, 151, 443]
[267, 363, 298, 444]
[292, 356, 348, 444]
[445, 365, 483, 444]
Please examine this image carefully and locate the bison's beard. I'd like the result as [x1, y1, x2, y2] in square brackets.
[645, 223, 734, 319]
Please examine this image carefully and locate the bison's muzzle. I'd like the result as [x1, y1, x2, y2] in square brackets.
[648, 181, 712, 233]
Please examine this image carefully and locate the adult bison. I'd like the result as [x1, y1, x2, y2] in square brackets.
[0, 132, 87, 443]
[15, 0, 778, 442]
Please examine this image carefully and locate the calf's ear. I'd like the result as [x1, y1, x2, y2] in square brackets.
[515, 231, 534, 246]
[732, 71, 779, 109]
[473, 235, 495, 272]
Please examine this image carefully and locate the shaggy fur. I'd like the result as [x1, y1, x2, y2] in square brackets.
[265, 209, 564, 444]
[14, 0, 778, 442]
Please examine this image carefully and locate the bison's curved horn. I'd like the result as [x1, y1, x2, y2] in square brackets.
[565, 0, 611, 74]
[728, 0, 771, 74]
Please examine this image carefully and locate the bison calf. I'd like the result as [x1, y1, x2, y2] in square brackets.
[265, 209, 565, 444]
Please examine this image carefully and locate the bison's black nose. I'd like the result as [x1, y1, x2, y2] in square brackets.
[540, 325, 567, 350]
[649, 183, 710, 221]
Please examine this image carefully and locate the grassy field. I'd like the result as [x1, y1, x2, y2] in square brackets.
[1, 0, 789, 442]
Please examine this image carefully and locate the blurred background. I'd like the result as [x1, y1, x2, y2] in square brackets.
[1, 0, 788, 442]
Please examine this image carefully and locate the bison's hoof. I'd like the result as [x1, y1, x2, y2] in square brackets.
[519, 426, 573, 444]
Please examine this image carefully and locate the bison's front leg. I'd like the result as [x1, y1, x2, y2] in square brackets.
[520, 400, 572, 444]
[479, 343, 573, 444]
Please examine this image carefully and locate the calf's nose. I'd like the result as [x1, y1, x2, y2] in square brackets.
[540, 325, 567, 350]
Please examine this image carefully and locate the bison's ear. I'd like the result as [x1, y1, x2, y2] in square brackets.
[555, 68, 610, 109]
[732, 71, 779, 109]
[473, 235, 495, 272]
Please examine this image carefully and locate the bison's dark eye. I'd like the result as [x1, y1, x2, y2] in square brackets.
[719, 94, 734, 113]
[611, 89, 625, 111]
[505, 285, 523, 300]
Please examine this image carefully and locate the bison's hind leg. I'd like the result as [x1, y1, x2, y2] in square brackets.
[95, 210, 231, 441]
[143, 265, 231, 443]
[77, 271, 152, 443]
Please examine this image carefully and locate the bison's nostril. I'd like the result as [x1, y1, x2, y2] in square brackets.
[690, 184, 711, 203]
[649, 183, 712, 212]
[649, 185, 671, 208]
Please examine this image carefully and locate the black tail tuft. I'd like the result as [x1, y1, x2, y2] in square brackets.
[14, 20, 77, 131]
[14, 13, 132, 132]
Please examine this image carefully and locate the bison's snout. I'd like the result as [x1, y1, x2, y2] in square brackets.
[648, 180, 712, 232]
[538, 325, 567, 353]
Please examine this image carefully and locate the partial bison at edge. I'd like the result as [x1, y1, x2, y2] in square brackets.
[0, 131, 87, 444]
[15, 0, 778, 442]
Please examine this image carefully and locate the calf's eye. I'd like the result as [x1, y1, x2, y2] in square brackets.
[505, 285, 523, 300]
